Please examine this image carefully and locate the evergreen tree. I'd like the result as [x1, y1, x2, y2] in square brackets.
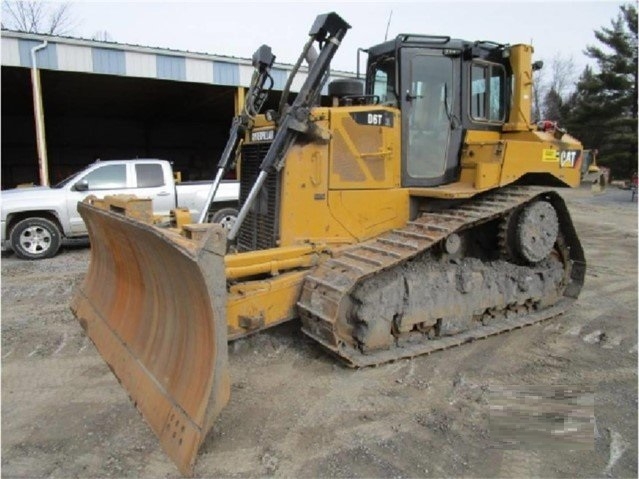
[563, 4, 638, 178]
[543, 87, 564, 122]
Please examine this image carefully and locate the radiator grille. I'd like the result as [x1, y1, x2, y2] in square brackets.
[237, 142, 280, 252]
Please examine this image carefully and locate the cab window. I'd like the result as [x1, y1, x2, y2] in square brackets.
[369, 56, 397, 105]
[470, 62, 505, 122]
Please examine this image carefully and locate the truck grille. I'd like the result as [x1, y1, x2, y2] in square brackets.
[237, 142, 281, 252]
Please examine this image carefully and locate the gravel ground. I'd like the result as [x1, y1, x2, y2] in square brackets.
[1, 186, 637, 478]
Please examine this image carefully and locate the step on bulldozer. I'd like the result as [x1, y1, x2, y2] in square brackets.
[71, 12, 586, 475]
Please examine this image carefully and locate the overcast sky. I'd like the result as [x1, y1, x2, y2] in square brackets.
[68, 0, 626, 73]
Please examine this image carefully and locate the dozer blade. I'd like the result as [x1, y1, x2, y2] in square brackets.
[582, 170, 607, 193]
[70, 201, 230, 476]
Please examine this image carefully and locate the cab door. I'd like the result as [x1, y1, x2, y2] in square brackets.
[400, 48, 462, 187]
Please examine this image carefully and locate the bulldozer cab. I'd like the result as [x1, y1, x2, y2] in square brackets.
[366, 36, 509, 188]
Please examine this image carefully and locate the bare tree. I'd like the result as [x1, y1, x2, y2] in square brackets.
[547, 53, 577, 100]
[92, 30, 114, 42]
[2, 1, 75, 35]
[532, 53, 578, 121]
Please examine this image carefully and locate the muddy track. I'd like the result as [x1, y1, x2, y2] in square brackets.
[299, 186, 585, 367]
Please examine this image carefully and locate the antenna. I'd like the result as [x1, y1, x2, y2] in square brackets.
[384, 10, 393, 41]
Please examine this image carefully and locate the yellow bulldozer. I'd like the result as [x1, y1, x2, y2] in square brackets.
[71, 12, 586, 475]
[581, 148, 608, 192]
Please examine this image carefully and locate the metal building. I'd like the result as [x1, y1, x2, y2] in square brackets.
[1, 30, 354, 189]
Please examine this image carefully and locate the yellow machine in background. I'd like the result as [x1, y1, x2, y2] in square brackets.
[71, 12, 586, 475]
[580, 148, 608, 192]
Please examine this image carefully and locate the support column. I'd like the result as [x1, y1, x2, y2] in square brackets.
[234, 86, 245, 116]
[30, 41, 49, 186]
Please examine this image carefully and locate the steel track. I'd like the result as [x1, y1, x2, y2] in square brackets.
[297, 186, 586, 367]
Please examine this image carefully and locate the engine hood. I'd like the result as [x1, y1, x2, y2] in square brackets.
[2, 185, 53, 198]
[1, 186, 67, 218]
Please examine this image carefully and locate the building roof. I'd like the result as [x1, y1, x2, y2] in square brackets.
[1, 29, 354, 91]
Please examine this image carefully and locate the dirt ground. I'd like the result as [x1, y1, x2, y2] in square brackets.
[2, 186, 637, 478]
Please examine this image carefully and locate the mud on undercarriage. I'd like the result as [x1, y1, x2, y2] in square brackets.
[298, 186, 586, 367]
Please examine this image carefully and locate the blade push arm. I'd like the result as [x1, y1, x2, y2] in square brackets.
[197, 45, 276, 223]
[228, 12, 351, 242]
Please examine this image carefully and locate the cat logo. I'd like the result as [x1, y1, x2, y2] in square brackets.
[559, 150, 580, 168]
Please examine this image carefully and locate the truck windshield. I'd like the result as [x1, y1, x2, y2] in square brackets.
[53, 160, 101, 188]
[53, 172, 80, 189]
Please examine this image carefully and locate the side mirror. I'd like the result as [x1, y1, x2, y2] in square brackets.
[532, 60, 544, 71]
[74, 179, 89, 192]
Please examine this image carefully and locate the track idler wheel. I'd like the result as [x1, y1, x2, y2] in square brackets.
[500, 200, 559, 264]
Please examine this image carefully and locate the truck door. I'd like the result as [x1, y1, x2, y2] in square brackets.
[400, 48, 462, 187]
[132, 162, 175, 217]
[66, 163, 131, 235]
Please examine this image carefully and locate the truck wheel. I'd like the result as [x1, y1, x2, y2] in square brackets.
[209, 208, 238, 231]
[10, 217, 62, 260]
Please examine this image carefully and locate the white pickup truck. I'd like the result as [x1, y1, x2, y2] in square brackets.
[1, 159, 239, 260]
